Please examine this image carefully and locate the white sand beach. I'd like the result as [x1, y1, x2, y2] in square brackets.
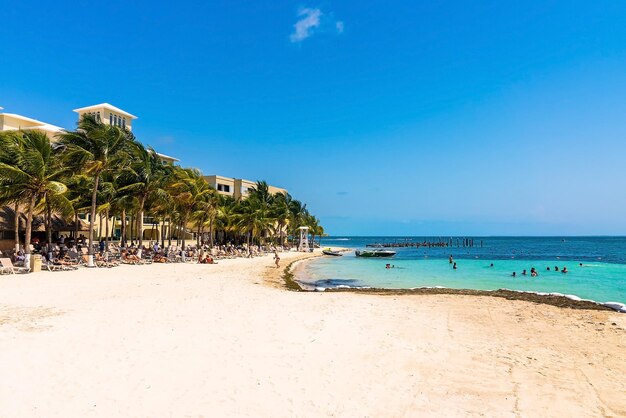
[1, 251, 625, 417]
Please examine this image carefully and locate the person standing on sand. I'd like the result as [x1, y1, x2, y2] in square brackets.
[273, 251, 280, 268]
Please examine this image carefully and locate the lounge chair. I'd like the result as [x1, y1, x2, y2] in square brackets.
[42, 260, 65, 272]
[0, 258, 31, 274]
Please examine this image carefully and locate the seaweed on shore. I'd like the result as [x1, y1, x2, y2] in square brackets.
[282, 259, 305, 291]
[324, 287, 613, 311]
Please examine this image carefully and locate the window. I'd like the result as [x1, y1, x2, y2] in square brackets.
[122, 118, 126, 128]
[217, 184, 231, 193]
[109, 113, 113, 125]
[97, 111, 101, 121]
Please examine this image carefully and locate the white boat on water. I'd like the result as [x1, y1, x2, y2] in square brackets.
[355, 249, 396, 258]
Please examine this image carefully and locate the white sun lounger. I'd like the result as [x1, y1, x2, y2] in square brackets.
[0, 258, 31, 274]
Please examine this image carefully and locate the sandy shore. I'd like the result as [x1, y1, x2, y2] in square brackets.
[0, 251, 624, 417]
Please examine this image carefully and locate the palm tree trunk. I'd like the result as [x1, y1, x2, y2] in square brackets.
[181, 218, 187, 248]
[87, 173, 100, 267]
[46, 199, 52, 257]
[105, 210, 110, 246]
[137, 197, 146, 256]
[160, 219, 165, 248]
[74, 213, 79, 242]
[167, 216, 172, 247]
[120, 209, 126, 247]
[130, 214, 135, 245]
[209, 218, 214, 248]
[98, 213, 103, 241]
[14, 201, 20, 253]
[24, 194, 36, 267]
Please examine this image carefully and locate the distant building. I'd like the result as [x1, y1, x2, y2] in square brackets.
[205, 175, 287, 200]
[0, 102, 285, 248]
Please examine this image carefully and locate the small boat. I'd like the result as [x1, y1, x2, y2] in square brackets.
[355, 249, 396, 258]
[322, 249, 343, 256]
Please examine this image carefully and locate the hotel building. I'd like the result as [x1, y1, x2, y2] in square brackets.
[0, 103, 286, 248]
[205, 175, 287, 200]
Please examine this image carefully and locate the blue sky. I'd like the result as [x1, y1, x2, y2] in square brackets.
[2, 1, 626, 235]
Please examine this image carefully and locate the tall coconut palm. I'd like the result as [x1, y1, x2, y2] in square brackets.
[59, 114, 132, 266]
[0, 130, 70, 265]
[117, 143, 168, 255]
[167, 167, 212, 249]
[270, 192, 291, 246]
[0, 132, 23, 252]
[234, 197, 273, 249]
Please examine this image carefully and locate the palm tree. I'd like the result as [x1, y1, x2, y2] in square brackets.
[0, 130, 70, 266]
[117, 143, 168, 255]
[167, 167, 212, 249]
[59, 114, 132, 266]
[0, 132, 23, 252]
[234, 197, 274, 249]
[271, 192, 291, 246]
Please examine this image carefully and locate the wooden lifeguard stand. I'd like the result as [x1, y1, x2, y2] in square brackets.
[298, 226, 309, 252]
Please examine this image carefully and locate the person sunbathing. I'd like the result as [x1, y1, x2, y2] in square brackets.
[153, 253, 167, 263]
[121, 250, 141, 263]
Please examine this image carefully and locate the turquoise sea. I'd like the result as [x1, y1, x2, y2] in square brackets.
[298, 237, 626, 305]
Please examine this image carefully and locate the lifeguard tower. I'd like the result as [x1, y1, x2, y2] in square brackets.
[298, 226, 309, 252]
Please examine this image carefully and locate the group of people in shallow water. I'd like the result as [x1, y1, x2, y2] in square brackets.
[510, 264, 582, 277]
[447, 255, 583, 277]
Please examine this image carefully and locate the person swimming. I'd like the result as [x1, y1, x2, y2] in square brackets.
[562, 266, 568, 273]
[449, 255, 453, 264]
[554, 266, 559, 272]
[490, 263, 494, 267]
[522, 269, 527, 276]
[546, 266, 550, 271]
[453, 262, 457, 270]
[512, 271, 517, 277]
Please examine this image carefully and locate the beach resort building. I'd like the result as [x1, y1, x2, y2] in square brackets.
[0, 103, 179, 249]
[0, 103, 286, 249]
[205, 175, 287, 200]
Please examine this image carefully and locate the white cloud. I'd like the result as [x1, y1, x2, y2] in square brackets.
[290, 8, 322, 43]
[336, 21, 344, 33]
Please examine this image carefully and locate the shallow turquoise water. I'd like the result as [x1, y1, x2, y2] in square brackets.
[302, 237, 626, 304]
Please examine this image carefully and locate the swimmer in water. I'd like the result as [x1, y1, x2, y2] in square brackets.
[547, 266, 550, 271]
[512, 272, 516, 277]
[522, 269, 527, 276]
[490, 263, 494, 267]
[554, 266, 559, 272]
[562, 266, 568, 273]
[453, 262, 457, 270]
[449, 255, 453, 264]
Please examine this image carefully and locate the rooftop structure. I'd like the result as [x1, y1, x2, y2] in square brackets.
[205, 175, 287, 200]
[0, 113, 64, 139]
[73, 103, 138, 131]
[0, 104, 174, 164]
